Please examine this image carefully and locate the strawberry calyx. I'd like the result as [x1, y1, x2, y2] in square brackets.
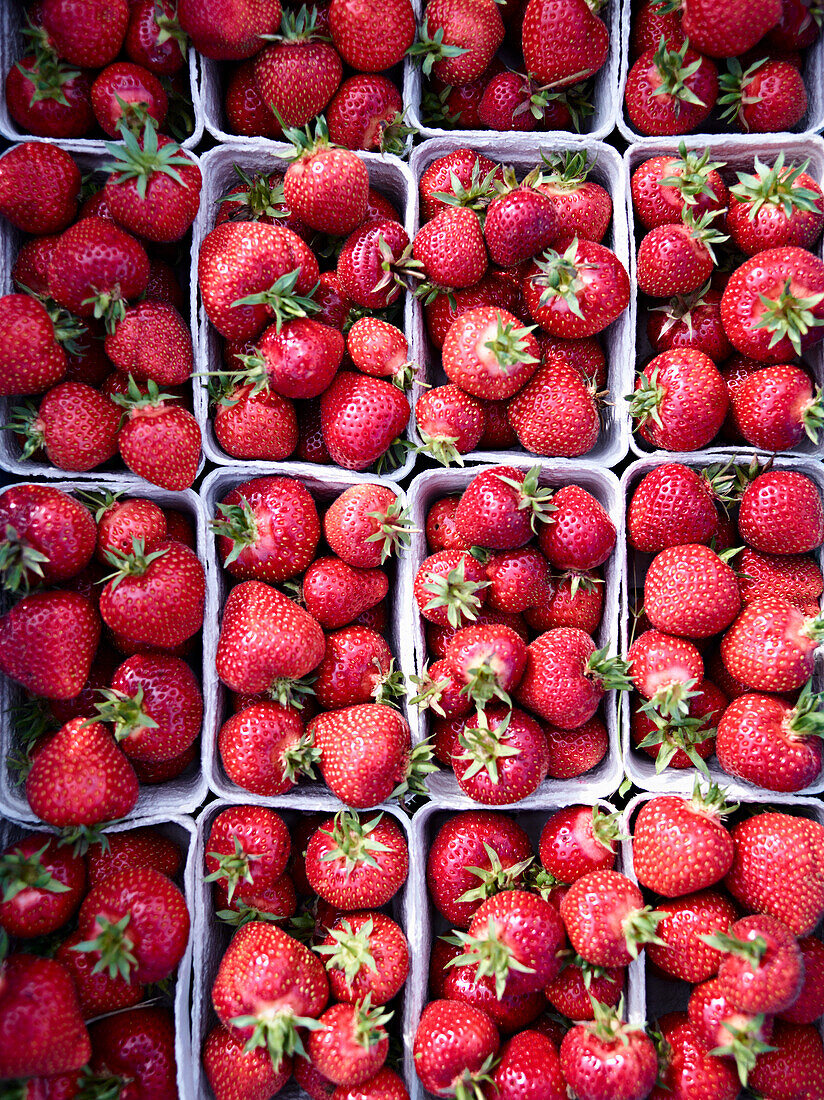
[688, 777, 738, 819]
[152, 4, 188, 51]
[801, 386, 824, 443]
[281, 731, 322, 782]
[100, 537, 170, 590]
[93, 685, 159, 743]
[205, 362, 272, 407]
[0, 841, 72, 903]
[446, 915, 536, 998]
[564, 570, 604, 599]
[231, 267, 322, 332]
[527, 865, 566, 900]
[700, 928, 768, 966]
[460, 662, 514, 709]
[718, 57, 768, 126]
[801, 613, 824, 645]
[708, 1014, 775, 1086]
[391, 739, 438, 802]
[8, 699, 56, 785]
[787, 681, 824, 738]
[15, 36, 81, 106]
[556, 949, 621, 989]
[260, 4, 331, 43]
[586, 647, 633, 692]
[681, 207, 729, 263]
[429, 160, 501, 217]
[649, 281, 711, 336]
[422, 558, 490, 629]
[496, 466, 557, 533]
[320, 811, 391, 873]
[730, 152, 824, 219]
[218, 165, 291, 223]
[531, 237, 596, 318]
[77, 488, 124, 521]
[71, 911, 138, 981]
[457, 843, 534, 906]
[57, 826, 111, 858]
[650, 36, 709, 110]
[365, 500, 417, 562]
[371, 658, 406, 707]
[373, 233, 425, 299]
[204, 836, 262, 904]
[350, 994, 393, 1049]
[534, 150, 594, 191]
[4, 401, 46, 461]
[591, 805, 626, 850]
[210, 496, 260, 566]
[104, 118, 193, 196]
[621, 905, 666, 958]
[584, 996, 641, 1044]
[72, 1067, 128, 1100]
[658, 143, 726, 208]
[456, 709, 521, 784]
[416, 429, 467, 469]
[314, 915, 379, 984]
[448, 1054, 498, 1100]
[635, 706, 715, 776]
[483, 313, 539, 371]
[110, 376, 182, 414]
[230, 1008, 323, 1069]
[264, 674, 317, 711]
[642, 676, 701, 722]
[407, 21, 470, 77]
[628, 366, 667, 428]
[0, 523, 50, 593]
[376, 111, 416, 158]
[216, 900, 288, 928]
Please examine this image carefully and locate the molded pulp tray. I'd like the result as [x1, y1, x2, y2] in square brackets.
[190, 142, 418, 481]
[200, 465, 414, 804]
[407, 135, 633, 470]
[0, 809, 197, 1100]
[624, 134, 824, 461]
[620, 450, 824, 797]
[0, 476, 211, 822]
[403, 459, 625, 806]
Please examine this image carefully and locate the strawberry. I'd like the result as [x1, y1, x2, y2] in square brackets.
[748, 1021, 824, 1100]
[419, 150, 501, 223]
[716, 686, 824, 792]
[25, 717, 139, 829]
[412, 0, 504, 85]
[0, 954, 91, 1078]
[5, 53, 94, 138]
[224, 60, 283, 137]
[205, 805, 290, 904]
[426, 497, 471, 553]
[628, 629, 704, 719]
[305, 811, 408, 909]
[9, 381, 121, 472]
[204, 1025, 292, 1100]
[488, 1031, 566, 1100]
[216, 168, 304, 230]
[453, 704, 549, 804]
[649, 1012, 738, 1100]
[539, 805, 619, 884]
[727, 154, 824, 255]
[780, 935, 824, 1024]
[320, 372, 410, 471]
[534, 151, 612, 244]
[0, 142, 79, 235]
[0, 833, 85, 939]
[346, 318, 409, 384]
[41, 0, 128, 65]
[55, 928, 145, 1019]
[687, 977, 774, 1088]
[545, 953, 624, 1019]
[323, 483, 411, 569]
[478, 398, 517, 449]
[414, 206, 488, 291]
[560, 869, 664, 967]
[455, 467, 553, 550]
[627, 463, 720, 552]
[316, 912, 408, 1005]
[105, 300, 193, 388]
[308, 999, 390, 1087]
[524, 237, 629, 337]
[0, 295, 68, 396]
[253, 8, 342, 128]
[329, 0, 415, 69]
[283, 120, 368, 236]
[631, 146, 728, 231]
[413, 1000, 500, 1099]
[636, 212, 726, 298]
[302, 557, 387, 629]
[538, 484, 616, 571]
[310, 703, 428, 806]
[720, 246, 824, 362]
[646, 890, 739, 983]
[99, 537, 205, 649]
[560, 1003, 658, 1100]
[483, 186, 558, 268]
[90, 61, 168, 137]
[125, 0, 187, 74]
[625, 40, 718, 136]
[707, 913, 803, 1015]
[113, 379, 201, 490]
[545, 716, 608, 779]
[738, 469, 824, 555]
[0, 484, 96, 591]
[507, 360, 601, 458]
[88, 1006, 178, 1098]
[515, 627, 630, 729]
[647, 281, 732, 362]
[219, 701, 315, 796]
[86, 827, 181, 888]
[47, 216, 149, 329]
[92, 494, 165, 563]
[681, 0, 781, 56]
[442, 307, 540, 400]
[75, 865, 189, 984]
[445, 623, 527, 706]
[424, 273, 522, 349]
[212, 373, 298, 461]
[631, 678, 724, 774]
[630, 349, 729, 451]
[737, 547, 823, 608]
[633, 785, 736, 898]
[719, 57, 806, 132]
[721, 597, 823, 692]
[521, 0, 609, 86]
[485, 546, 549, 613]
[725, 810, 824, 936]
[732, 363, 824, 451]
[415, 384, 485, 466]
[0, 590, 99, 699]
[177, 0, 282, 59]
[644, 544, 741, 638]
[528, 571, 604, 634]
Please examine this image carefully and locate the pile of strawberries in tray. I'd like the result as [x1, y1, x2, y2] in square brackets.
[1, 0, 824, 1099]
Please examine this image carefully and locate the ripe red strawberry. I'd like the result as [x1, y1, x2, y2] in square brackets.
[91, 494, 165, 563]
[413, 0, 503, 85]
[636, 213, 726, 298]
[328, 75, 407, 155]
[707, 913, 803, 1015]
[687, 977, 774, 1088]
[441, 307, 540, 400]
[86, 827, 181, 888]
[738, 547, 823, 610]
[56, 928, 145, 1019]
[308, 999, 390, 1087]
[633, 786, 736, 898]
[560, 869, 664, 967]
[76, 865, 189, 984]
[720, 246, 824, 362]
[0, 295, 70, 397]
[727, 154, 824, 255]
[719, 57, 806, 133]
[305, 811, 408, 909]
[631, 147, 728, 231]
[483, 187, 558, 268]
[625, 40, 718, 135]
[294, 1053, 337, 1100]
[283, 120, 368, 236]
[413, 1000, 500, 1099]
[521, 0, 608, 86]
[413, 206, 488, 291]
[507, 359, 601, 458]
[26, 717, 139, 829]
[561, 1005, 658, 1100]
[204, 1024, 292, 1100]
[528, 571, 605, 634]
[219, 700, 314, 797]
[424, 274, 523, 349]
[0, 954, 91, 1078]
[516, 627, 630, 729]
[125, 0, 187, 74]
[41, 0, 129, 65]
[99, 538, 204, 649]
[10, 381, 121, 472]
[212, 374, 298, 462]
[647, 890, 738, 983]
[177, 0, 282, 59]
[453, 466, 551, 549]
[726, 811, 824, 936]
[650, 1012, 738, 1100]
[253, 9, 343, 128]
[419, 150, 501, 222]
[0, 833, 85, 938]
[315, 626, 398, 711]
[721, 597, 822, 693]
[414, 546, 490, 626]
[627, 463, 720, 552]
[5, 53, 94, 138]
[486, 1030, 565, 1100]
[336, 219, 410, 311]
[446, 623, 527, 705]
[329, 0, 415, 70]
[302, 557, 387, 629]
[738, 469, 824, 555]
[780, 936, 824, 1024]
[533, 152, 612, 243]
[545, 953, 624, 1019]
[0, 589, 99, 699]
[628, 629, 704, 719]
[732, 364, 823, 451]
[0, 142, 79, 235]
[0, 484, 96, 591]
[644, 544, 741, 638]
[346, 317, 409, 383]
[213, 475, 320, 582]
[316, 912, 408, 1005]
[524, 237, 629, 338]
[748, 1021, 824, 1100]
[415, 384, 485, 466]
[631, 349, 729, 451]
[320, 372, 410, 471]
[539, 484, 616, 571]
[648, 279, 732, 362]
[90, 61, 168, 137]
[545, 716, 608, 779]
[453, 704, 549, 804]
[323, 483, 410, 569]
[104, 300, 193, 387]
[112, 379, 201, 490]
[205, 804, 290, 905]
[484, 546, 548, 613]
[681, 0, 781, 56]
[539, 804, 619, 884]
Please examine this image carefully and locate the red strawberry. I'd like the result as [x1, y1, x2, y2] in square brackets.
[55, 929, 145, 1019]
[524, 237, 629, 338]
[104, 300, 193, 387]
[283, 120, 368, 236]
[560, 1006, 658, 1100]
[88, 1005, 178, 1098]
[113, 379, 202, 490]
[442, 307, 540, 400]
[0, 295, 69, 397]
[0, 954, 91, 1078]
[535, 151, 613, 243]
[315, 626, 398, 710]
[219, 700, 313, 796]
[86, 827, 180, 888]
[10, 381, 121, 472]
[346, 318, 409, 383]
[5, 54, 94, 139]
[125, 0, 187, 74]
[92, 494, 165, 563]
[725, 811, 824, 936]
[545, 716, 608, 779]
[41, 0, 129, 66]
[631, 349, 729, 451]
[521, 0, 608, 87]
[780, 935, 824, 1024]
[25, 717, 139, 829]
[316, 911, 408, 1005]
[0, 833, 85, 939]
[413, 1000, 500, 1099]
[748, 1021, 824, 1100]
[538, 484, 615, 571]
[323, 483, 411, 569]
[302, 557, 387, 629]
[90, 61, 168, 137]
[688, 977, 774, 1088]
[446, 623, 527, 706]
[320, 372, 410, 471]
[419, 150, 501, 223]
[453, 704, 550, 804]
[632, 786, 736, 898]
[424, 273, 523, 349]
[305, 811, 408, 910]
[708, 913, 803, 1015]
[328, 75, 407, 154]
[719, 57, 806, 133]
[528, 571, 604, 635]
[454, 465, 553, 550]
[631, 147, 728, 230]
[0, 590, 99, 699]
[308, 999, 390, 1087]
[483, 187, 558, 268]
[329, 0, 415, 70]
[488, 1030, 566, 1100]
[727, 153, 824, 255]
[627, 463, 719, 552]
[737, 547, 823, 608]
[560, 869, 664, 967]
[213, 475, 320, 583]
[205, 805, 290, 904]
[0, 484, 96, 591]
[681, 0, 781, 56]
[204, 1025, 292, 1100]
[647, 890, 739, 983]
[216, 579, 325, 699]
[738, 469, 824, 555]
[336, 219, 410, 311]
[721, 597, 822, 692]
[415, 384, 485, 466]
[625, 41, 718, 136]
[485, 546, 549, 614]
[545, 954, 624, 1019]
[650, 1012, 738, 1100]
[636, 213, 725, 298]
[212, 375, 298, 461]
[643, 543, 741, 638]
[413, 0, 504, 85]
[414, 206, 488, 291]
[253, 9, 342, 129]
[732, 363, 823, 451]
[628, 629, 704, 719]
[507, 360, 601, 458]
[0, 142, 79, 235]
[99, 538, 205, 650]
[539, 804, 619, 884]
[648, 281, 732, 363]
[177, 0, 282, 59]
